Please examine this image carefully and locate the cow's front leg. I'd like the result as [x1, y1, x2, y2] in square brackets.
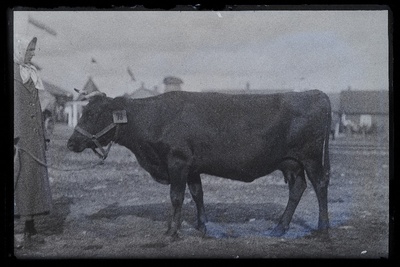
[165, 155, 189, 239]
[188, 174, 207, 236]
[165, 181, 186, 238]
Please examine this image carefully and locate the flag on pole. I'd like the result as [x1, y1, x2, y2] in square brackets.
[28, 16, 57, 36]
[127, 67, 135, 81]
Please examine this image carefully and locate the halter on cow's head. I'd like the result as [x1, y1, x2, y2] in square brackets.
[67, 94, 127, 160]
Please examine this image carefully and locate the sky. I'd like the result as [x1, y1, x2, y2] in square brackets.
[13, 9, 389, 98]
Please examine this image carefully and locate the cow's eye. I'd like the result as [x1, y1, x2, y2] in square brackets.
[81, 109, 92, 121]
[83, 108, 91, 116]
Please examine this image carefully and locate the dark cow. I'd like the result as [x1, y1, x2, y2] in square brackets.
[67, 90, 331, 238]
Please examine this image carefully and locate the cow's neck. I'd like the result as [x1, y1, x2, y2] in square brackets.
[113, 110, 170, 184]
[113, 99, 154, 154]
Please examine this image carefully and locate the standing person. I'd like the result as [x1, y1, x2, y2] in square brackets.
[14, 35, 52, 247]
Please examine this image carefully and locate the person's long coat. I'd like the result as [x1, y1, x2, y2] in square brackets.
[14, 62, 52, 216]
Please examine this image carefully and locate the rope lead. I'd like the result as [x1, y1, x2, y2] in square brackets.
[14, 146, 105, 172]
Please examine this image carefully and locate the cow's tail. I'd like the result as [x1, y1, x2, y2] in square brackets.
[322, 93, 331, 187]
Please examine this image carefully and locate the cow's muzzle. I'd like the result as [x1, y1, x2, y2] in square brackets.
[67, 137, 87, 152]
[68, 123, 119, 160]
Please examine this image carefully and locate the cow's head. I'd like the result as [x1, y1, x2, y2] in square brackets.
[67, 94, 119, 154]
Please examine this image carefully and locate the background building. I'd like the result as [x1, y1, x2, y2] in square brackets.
[163, 76, 183, 92]
[64, 76, 100, 127]
[339, 90, 389, 137]
[123, 82, 159, 99]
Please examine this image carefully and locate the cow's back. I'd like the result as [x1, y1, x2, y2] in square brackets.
[156, 90, 330, 143]
[153, 89, 329, 118]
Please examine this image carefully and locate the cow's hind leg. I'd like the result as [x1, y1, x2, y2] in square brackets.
[304, 160, 330, 236]
[187, 174, 207, 236]
[271, 169, 306, 237]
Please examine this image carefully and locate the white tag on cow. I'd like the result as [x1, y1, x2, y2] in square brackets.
[113, 110, 128, 124]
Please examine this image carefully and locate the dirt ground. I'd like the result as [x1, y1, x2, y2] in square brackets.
[11, 124, 390, 259]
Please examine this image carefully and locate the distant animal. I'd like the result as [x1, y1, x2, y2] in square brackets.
[67, 90, 331, 238]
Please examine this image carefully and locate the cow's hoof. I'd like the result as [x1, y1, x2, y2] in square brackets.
[165, 233, 181, 242]
[306, 229, 330, 241]
[197, 224, 207, 237]
[270, 225, 287, 237]
[164, 228, 174, 236]
[164, 227, 181, 240]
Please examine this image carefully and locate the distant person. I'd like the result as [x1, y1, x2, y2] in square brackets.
[14, 35, 52, 248]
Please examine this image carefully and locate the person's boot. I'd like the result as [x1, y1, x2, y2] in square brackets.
[23, 220, 44, 247]
[24, 219, 37, 236]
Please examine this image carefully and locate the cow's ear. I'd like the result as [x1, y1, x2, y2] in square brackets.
[83, 92, 107, 102]
[86, 93, 106, 103]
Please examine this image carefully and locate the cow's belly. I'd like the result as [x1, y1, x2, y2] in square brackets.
[201, 164, 276, 182]
[194, 142, 284, 182]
